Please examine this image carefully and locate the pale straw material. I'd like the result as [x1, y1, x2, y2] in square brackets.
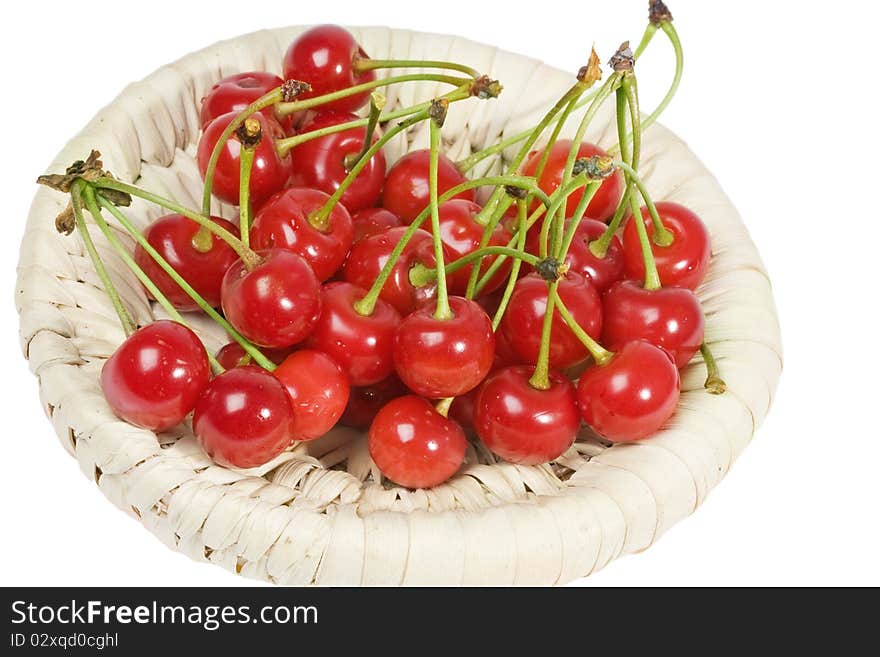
[15, 27, 782, 585]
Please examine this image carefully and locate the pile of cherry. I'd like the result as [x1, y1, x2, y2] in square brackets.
[50, 10, 723, 490]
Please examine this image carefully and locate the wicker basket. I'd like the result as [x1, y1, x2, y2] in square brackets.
[15, 26, 782, 585]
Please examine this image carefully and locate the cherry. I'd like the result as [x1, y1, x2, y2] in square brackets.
[133, 213, 239, 311]
[221, 249, 321, 348]
[288, 111, 386, 212]
[368, 395, 467, 488]
[341, 375, 407, 430]
[282, 25, 376, 113]
[101, 320, 210, 432]
[215, 342, 292, 370]
[501, 272, 602, 369]
[197, 111, 292, 207]
[622, 202, 711, 291]
[351, 207, 401, 243]
[273, 350, 350, 440]
[305, 281, 401, 386]
[193, 366, 295, 469]
[199, 71, 293, 132]
[522, 140, 624, 221]
[602, 280, 704, 369]
[249, 186, 354, 281]
[381, 149, 474, 223]
[474, 366, 579, 465]
[448, 386, 479, 431]
[577, 340, 681, 443]
[393, 296, 495, 399]
[343, 226, 440, 315]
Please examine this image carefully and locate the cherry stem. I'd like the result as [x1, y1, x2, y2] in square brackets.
[700, 342, 727, 395]
[590, 183, 632, 258]
[538, 173, 590, 258]
[70, 181, 136, 337]
[491, 199, 529, 331]
[435, 397, 454, 418]
[528, 280, 558, 391]
[556, 181, 602, 259]
[93, 191, 275, 372]
[463, 195, 514, 297]
[343, 92, 385, 171]
[428, 102, 453, 321]
[238, 135, 257, 250]
[409, 245, 539, 288]
[354, 57, 481, 79]
[614, 160, 671, 245]
[554, 292, 614, 366]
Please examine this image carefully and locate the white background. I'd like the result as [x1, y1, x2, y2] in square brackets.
[1, 0, 878, 587]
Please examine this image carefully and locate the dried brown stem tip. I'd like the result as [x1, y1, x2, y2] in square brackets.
[236, 117, 263, 148]
[429, 98, 449, 127]
[572, 155, 616, 180]
[576, 48, 603, 84]
[280, 79, 312, 102]
[608, 42, 635, 73]
[649, 0, 674, 25]
[504, 185, 528, 200]
[535, 257, 569, 282]
[471, 75, 503, 100]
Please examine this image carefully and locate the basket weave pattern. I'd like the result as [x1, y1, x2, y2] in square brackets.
[15, 27, 782, 585]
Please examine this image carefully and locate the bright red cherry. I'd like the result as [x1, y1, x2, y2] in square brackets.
[501, 272, 603, 369]
[393, 296, 495, 398]
[341, 375, 407, 430]
[305, 282, 401, 386]
[622, 202, 712, 291]
[577, 340, 681, 442]
[199, 71, 293, 132]
[289, 111, 385, 212]
[249, 186, 354, 281]
[522, 140, 624, 221]
[273, 350, 350, 440]
[133, 214, 239, 311]
[474, 366, 579, 465]
[351, 207, 401, 243]
[101, 320, 210, 432]
[382, 150, 474, 223]
[221, 249, 321, 348]
[343, 226, 441, 315]
[197, 111, 292, 207]
[282, 25, 376, 113]
[215, 342, 292, 370]
[368, 395, 467, 488]
[602, 280, 705, 368]
[193, 366, 295, 469]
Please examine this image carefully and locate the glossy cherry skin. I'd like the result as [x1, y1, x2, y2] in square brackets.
[101, 320, 210, 432]
[193, 366, 296, 469]
[305, 282, 401, 386]
[341, 375, 407, 430]
[199, 71, 293, 132]
[133, 213, 239, 311]
[393, 296, 495, 398]
[249, 186, 354, 281]
[197, 111, 292, 207]
[382, 150, 475, 223]
[282, 25, 376, 113]
[273, 350, 350, 440]
[501, 272, 603, 369]
[368, 395, 467, 488]
[221, 249, 321, 348]
[351, 207, 401, 243]
[577, 340, 681, 442]
[215, 342, 292, 370]
[602, 280, 705, 368]
[474, 366, 580, 465]
[522, 140, 624, 221]
[622, 202, 712, 291]
[343, 226, 440, 315]
[289, 111, 386, 212]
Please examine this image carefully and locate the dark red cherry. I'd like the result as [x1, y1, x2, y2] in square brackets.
[101, 320, 210, 432]
[215, 342, 292, 370]
[282, 25, 376, 113]
[474, 366, 579, 465]
[199, 71, 293, 132]
[220, 249, 321, 348]
[622, 202, 712, 291]
[193, 366, 295, 469]
[273, 350, 350, 440]
[382, 150, 474, 223]
[341, 375, 407, 430]
[305, 281, 401, 386]
[351, 207, 401, 243]
[368, 395, 467, 488]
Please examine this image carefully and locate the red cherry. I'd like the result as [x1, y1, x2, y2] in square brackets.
[382, 150, 474, 223]
[341, 375, 407, 430]
[220, 249, 321, 348]
[101, 320, 210, 432]
[501, 272, 602, 369]
[197, 111, 292, 207]
[351, 207, 401, 243]
[133, 214, 239, 311]
[577, 340, 681, 442]
[368, 395, 467, 488]
[199, 71, 293, 132]
[449, 386, 479, 431]
[522, 140, 624, 221]
[193, 366, 295, 468]
[393, 296, 495, 399]
[282, 25, 376, 113]
[533, 219, 624, 293]
[622, 202, 712, 291]
[249, 187, 354, 281]
[305, 282, 401, 386]
[343, 226, 440, 315]
[474, 366, 579, 465]
[273, 350, 350, 440]
[602, 280, 705, 368]
[215, 342, 293, 370]
[289, 111, 386, 212]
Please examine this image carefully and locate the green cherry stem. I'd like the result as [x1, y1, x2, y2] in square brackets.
[556, 180, 602, 259]
[462, 194, 514, 298]
[491, 199, 529, 332]
[344, 92, 385, 171]
[614, 160, 671, 246]
[554, 291, 614, 366]
[527, 280, 559, 391]
[237, 119, 260, 248]
[700, 342, 727, 395]
[629, 188, 662, 291]
[353, 56, 480, 79]
[408, 245, 539, 288]
[428, 101, 453, 321]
